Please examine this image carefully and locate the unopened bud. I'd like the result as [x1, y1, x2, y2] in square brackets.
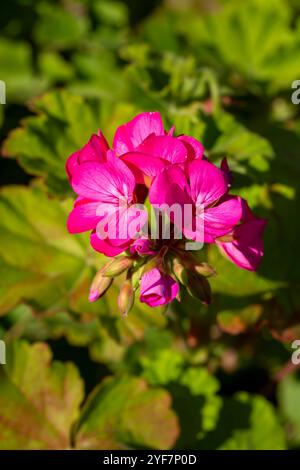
[118, 279, 135, 317]
[185, 270, 212, 305]
[89, 269, 113, 302]
[131, 266, 144, 289]
[102, 256, 133, 277]
[194, 262, 217, 278]
[172, 258, 187, 285]
[140, 257, 159, 277]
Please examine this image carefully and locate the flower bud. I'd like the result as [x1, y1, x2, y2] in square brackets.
[140, 257, 160, 277]
[140, 268, 179, 307]
[172, 258, 188, 285]
[194, 262, 217, 278]
[118, 279, 135, 317]
[185, 270, 212, 305]
[89, 269, 113, 302]
[102, 256, 133, 277]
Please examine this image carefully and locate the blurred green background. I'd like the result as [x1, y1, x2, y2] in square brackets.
[0, 0, 300, 450]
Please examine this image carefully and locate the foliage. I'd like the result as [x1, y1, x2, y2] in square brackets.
[0, 0, 300, 450]
[0, 341, 178, 449]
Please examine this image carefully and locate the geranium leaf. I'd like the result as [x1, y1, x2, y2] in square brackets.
[74, 376, 179, 450]
[0, 340, 84, 449]
[2, 90, 102, 196]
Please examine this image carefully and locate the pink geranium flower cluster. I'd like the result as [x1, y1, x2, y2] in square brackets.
[66, 112, 266, 312]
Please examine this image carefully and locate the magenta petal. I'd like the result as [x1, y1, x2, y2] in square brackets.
[189, 159, 228, 207]
[130, 237, 155, 255]
[71, 161, 135, 202]
[113, 111, 164, 155]
[220, 157, 233, 186]
[106, 205, 148, 246]
[127, 204, 148, 237]
[137, 135, 187, 164]
[240, 198, 256, 222]
[78, 132, 109, 164]
[121, 152, 166, 183]
[140, 268, 179, 307]
[178, 135, 204, 160]
[149, 166, 192, 238]
[203, 195, 243, 243]
[149, 165, 191, 207]
[105, 149, 142, 187]
[167, 125, 175, 136]
[90, 231, 131, 257]
[66, 133, 109, 181]
[66, 151, 80, 180]
[217, 218, 267, 271]
[67, 199, 102, 233]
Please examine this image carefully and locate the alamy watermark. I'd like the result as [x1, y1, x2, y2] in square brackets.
[291, 339, 300, 365]
[291, 80, 300, 104]
[95, 202, 205, 251]
[0, 80, 6, 104]
[0, 340, 6, 365]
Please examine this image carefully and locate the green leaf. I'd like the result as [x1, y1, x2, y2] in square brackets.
[168, 367, 222, 449]
[140, 349, 185, 386]
[0, 185, 167, 367]
[34, 3, 89, 51]
[0, 340, 84, 449]
[212, 111, 274, 163]
[0, 341, 179, 450]
[141, 12, 181, 54]
[208, 245, 283, 297]
[93, 0, 128, 28]
[2, 90, 102, 195]
[0, 37, 46, 102]
[75, 376, 179, 450]
[71, 51, 128, 100]
[180, 367, 220, 397]
[0, 185, 90, 314]
[200, 393, 286, 450]
[278, 373, 300, 445]
[140, 353, 222, 447]
[179, 0, 300, 93]
[38, 52, 74, 84]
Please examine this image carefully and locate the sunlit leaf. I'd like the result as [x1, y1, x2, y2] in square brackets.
[0, 340, 84, 449]
[75, 376, 179, 450]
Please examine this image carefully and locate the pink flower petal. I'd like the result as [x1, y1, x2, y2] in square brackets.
[178, 135, 204, 160]
[240, 198, 255, 222]
[66, 133, 108, 180]
[90, 231, 131, 257]
[130, 236, 155, 255]
[203, 195, 243, 243]
[220, 157, 233, 187]
[189, 159, 228, 207]
[67, 199, 103, 233]
[149, 166, 193, 238]
[121, 152, 166, 184]
[137, 135, 187, 164]
[71, 161, 135, 203]
[167, 125, 175, 136]
[78, 132, 109, 164]
[66, 151, 80, 180]
[104, 205, 148, 246]
[113, 111, 164, 155]
[217, 217, 267, 271]
[149, 165, 192, 208]
[140, 268, 179, 307]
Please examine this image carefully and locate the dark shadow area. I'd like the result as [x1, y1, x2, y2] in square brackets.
[49, 338, 110, 396]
